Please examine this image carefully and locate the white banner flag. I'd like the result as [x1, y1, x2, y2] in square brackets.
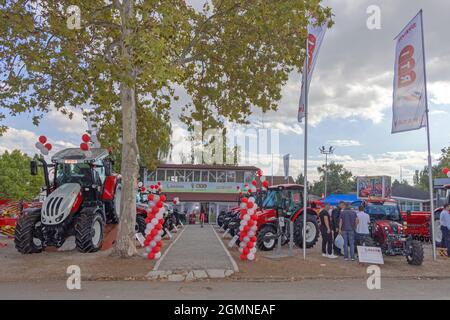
[298, 20, 327, 122]
[392, 11, 427, 133]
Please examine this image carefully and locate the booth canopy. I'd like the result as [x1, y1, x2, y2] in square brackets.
[323, 194, 358, 206]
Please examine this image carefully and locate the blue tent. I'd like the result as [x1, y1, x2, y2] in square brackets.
[323, 194, 358, 206]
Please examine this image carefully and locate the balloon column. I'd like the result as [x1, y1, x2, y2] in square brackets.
[443, 168, 450, 178]
[35, 136, 53, 155]
[238, 196, 258, 261]
[143, 191, 166, 260]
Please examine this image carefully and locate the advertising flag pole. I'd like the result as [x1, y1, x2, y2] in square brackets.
[420, 10, 436, 261]
[302, 34, 309, 260]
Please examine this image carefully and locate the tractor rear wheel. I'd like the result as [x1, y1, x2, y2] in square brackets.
[406, 240, 424, 266]
[293, 214, 319, 248]
[75, 212, 104, 253]
[14, 211, 43, 254]
[256, 225, 277, 251]
[135, 214, 147, 236]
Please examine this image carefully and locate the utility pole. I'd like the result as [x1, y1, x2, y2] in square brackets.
[319, 146, 335, 199]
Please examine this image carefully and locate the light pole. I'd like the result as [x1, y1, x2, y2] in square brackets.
[319, 146, 335, 199]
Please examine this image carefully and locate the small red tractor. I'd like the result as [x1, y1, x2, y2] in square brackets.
[255, 184, 319, 251]
[14, 147, 144, 254]
[355, 198, 424, 265]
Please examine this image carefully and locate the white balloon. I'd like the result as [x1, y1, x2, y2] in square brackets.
[248, 231, 255, 237]
[247, 253, 255, 261]
[148, 201, 155, 208]
[244, 236, 250, 243]
[249, 197, 255, 203]
[240, 220, 246, 226]
[238, 247, 243, 253]
[240, 203, 246, 209]
[155, 252, 161, 259]
[151, 218, 158, 225]
[138, 182, 143, 188]
[447, 172, 450, 178]
[142, 253, 148, 258]
[150, 240, 156, 248]
[154, 235, 162, 242]
[158, 230, 164, 236]
[35, 142, 43, 150]
[156, 213, 163, 220]
[239, 225, 244, 231]
[250, 247, 257, 254]
[41, 148, 49, 156]
[251, 225, 258, 231]
[145, 247, 151, 253]
[244, 215, 250, 221]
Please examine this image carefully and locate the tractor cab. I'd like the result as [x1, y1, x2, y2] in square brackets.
[260, 184, 303, 217]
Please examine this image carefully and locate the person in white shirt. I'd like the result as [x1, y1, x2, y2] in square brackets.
[356, 205, 371, 245]
[440, 203, 450, 257]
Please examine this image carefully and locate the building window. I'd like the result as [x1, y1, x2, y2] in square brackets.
[227, 171, 236, 183]
[209, 170, 217, 183]
[201, 171, 208, 182]
[193, 170, 201, 182]
[185, 170, 193, 182]
[147, 171, 156, 182]
[176, 170, 185, 182]
[244, 171, 255, 183]
[157, 169, 165, 181]
[423, 203, 430, 211]
[217, 171, 226, 183]
[236, 171, 244, 183]
[166, 170, 176, 182]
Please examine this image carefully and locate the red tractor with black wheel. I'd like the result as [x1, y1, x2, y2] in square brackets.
[255, 184, 319, 251]
[354, 198, 424, 265]
[14, 148, 144, 254]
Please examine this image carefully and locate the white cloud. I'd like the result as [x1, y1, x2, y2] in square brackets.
[0, 127, 76, 159]
[326, 139, 362, 147]
[429, 81, 450, 105]
[45, 109, 87, 136]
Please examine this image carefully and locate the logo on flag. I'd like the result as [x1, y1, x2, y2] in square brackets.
[392, 11, 427, 133]
[298, 19, 328, 123]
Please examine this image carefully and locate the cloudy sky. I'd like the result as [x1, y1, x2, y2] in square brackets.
[1, 0, 449, 183]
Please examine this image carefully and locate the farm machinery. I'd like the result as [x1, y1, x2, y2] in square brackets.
[354, 198, 424, 265]
[14, 147, 144, 254]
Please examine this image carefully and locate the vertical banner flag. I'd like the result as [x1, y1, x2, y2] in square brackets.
[283, 154, 290, 181]
[298, 19, 328, 122]
[392, 11, 427, 133]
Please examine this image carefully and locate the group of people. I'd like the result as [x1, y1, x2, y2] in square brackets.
[319, 201, 370, 261]
[440, 203, 450, 257]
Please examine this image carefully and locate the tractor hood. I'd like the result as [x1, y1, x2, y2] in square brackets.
[41, 183, 81, 225]
[373, 220, 403, 234]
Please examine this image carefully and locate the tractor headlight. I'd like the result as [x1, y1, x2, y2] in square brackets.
[384, 226, 389, 233]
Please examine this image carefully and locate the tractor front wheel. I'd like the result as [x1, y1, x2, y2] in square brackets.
[14, 211, 43, 254]
[406, 240, 424, 266]
[135, 214, 147, 236]
[293, 214, 319, 248]
[256, 225, 277, 251]
[75, 212, 104, 253]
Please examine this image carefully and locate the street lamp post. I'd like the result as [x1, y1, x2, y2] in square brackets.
[319, 146, 335, 199]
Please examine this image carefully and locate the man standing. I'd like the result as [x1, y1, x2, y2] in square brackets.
[331, 201, 345, 256]
[339, 203, 359, 261]
[440, 203, 450, 257]
[320, 203, 337, 259]
[356, 205, 370, 245]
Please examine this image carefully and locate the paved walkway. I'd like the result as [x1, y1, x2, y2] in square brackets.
[150, 224, 237, 280]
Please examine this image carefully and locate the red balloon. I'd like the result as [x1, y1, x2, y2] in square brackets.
[252, 180, 257, 186]
[251, 236, 257, 242]
[236, 186, 240, 190]
[145, 217, 151, 224]
[150, 185, 155, 189]
[240, 253, 248, 261]
[248, 241, 255, 248]
[151, 246, 159, 253]
[247, 202, 254, 209]
[38, 135, 47, 144]
[241, 209, 248, 215]
[151, 207, 159, 214]
[80, 142, 89, 151]
[263, 180, 270, 188]
[82, 134, 90, 143]
[443, 168, 449, 175]
[157, 181, 161, 186]
[151, 229, 158, 237]
[257, 169, 263, 177]
[242, 197, 248, 203]
[159, 219, 164, 225]
[148, 252, 155, 260]
[157, 201, 163, 208]
[251, 214, 257, 220]
[140, 186, 146, 192]
[148, 194, 154, 201]
[156, 223, 163, 230]
[160, 195, 166, 202]
[243, 226, 250, 232]
[44, 143, 52, 151]
[243, 247, 250, 255]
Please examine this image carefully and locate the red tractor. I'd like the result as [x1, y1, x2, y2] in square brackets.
[355, 198, 424, 265]
[255, 184, 319, 251]
[14, 148, 144, 254]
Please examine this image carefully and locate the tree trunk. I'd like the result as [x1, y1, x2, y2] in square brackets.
[113, 0, 138, 257]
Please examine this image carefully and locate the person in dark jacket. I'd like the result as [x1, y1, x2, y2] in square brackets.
[331, 201, 345, 256]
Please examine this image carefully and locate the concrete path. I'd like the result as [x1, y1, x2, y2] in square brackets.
[2, 278, 450, 299]
[148, 224, 238, 281]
